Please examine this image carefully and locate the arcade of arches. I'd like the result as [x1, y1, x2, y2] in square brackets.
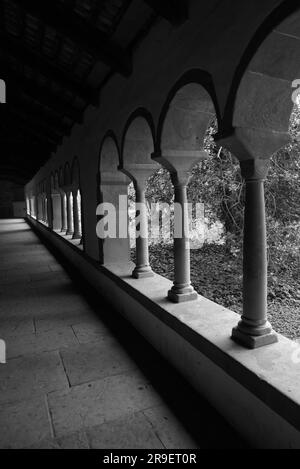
[7, 0, 300, 449]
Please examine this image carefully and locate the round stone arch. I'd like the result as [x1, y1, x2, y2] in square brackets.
[156, 70, 219, 155]
[153, 73, 218, 302]
[222, 4, 300, 159]
[54, 170, 60, 192]
[120, 109, 158, 199]
[57, 167, 67, 232]
[70, 157, 83, 240]
[63, 162, 72, 189]
[99, 131, 121, 175]
[214, 5, 300, 348]
[58, 167, 64, 190]
[154, 71, 218, 176]
[121, 109, 155, 167]
[98, 131, 130, 265]
[71, 157, 81, 193]
[50, 173, 55, 194]
[120, 109, 158, 279]
[50, 170, 62, 231]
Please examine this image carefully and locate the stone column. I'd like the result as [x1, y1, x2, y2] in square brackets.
[231, 159, 277, 348]
[66, 191, 74, 235]
[119, 165, 155, 279]
[215, 127, 289, 348]
[152, 151, 207, 302]
[60, 191, 67, 232]
[44, 197, 48, 224]
[38, 195, 43, 221]
[40, 195, 44, 221]
[72, 190, 81, 240]
[168, 173, 197, 302]
[47, 185, 53, 229]
[43, 195, 47, 222]
[51, 193, 61, 230]
[98, 171, 130, 265]
[34, 193, 38, 219]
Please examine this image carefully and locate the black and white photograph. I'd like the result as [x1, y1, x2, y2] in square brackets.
[0, 0, 299, 456]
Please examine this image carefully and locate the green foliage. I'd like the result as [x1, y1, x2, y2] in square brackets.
[142, 104, 299, 273]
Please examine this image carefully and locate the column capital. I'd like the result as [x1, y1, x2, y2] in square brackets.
[118, 164, 157, 189]
[152, 150, 208, 185]
[61, 184, 72, 194]
[100, 170, 129, 187]
[215, 126, 291, 162]
[240, 159, 270, 181]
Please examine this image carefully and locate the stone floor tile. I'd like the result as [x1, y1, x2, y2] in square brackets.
[0, 351, 69, 404]
[72, 320, 111, 344]
[0, 317, 34, 338]
[28, 430, 90, 449]
[35, 309, 96, 333]
[0, 397, 51, 448]
[6, 327, 78, 359]
[87, 412, 164, 449]
[60, 339, 136, 386]
[48, 371, 163, 436]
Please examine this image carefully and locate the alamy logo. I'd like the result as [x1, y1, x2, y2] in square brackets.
[0, 79, 6, 103]
[96, 197, 205, 243]
[0, 339, 6, 364]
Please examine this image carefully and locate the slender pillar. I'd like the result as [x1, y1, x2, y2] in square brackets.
[119, 165, 155, 279]
[51, 193, 62, 230]
[151, 151, 207, 302]
[60, 192, 67, 232]
[41, 196, 44, 221]
[98, 172, 130, 265]
[132, 183, 153, 278]
[45, 198, 48, 225]
[168, 176, 197, 302]
[66, 191, 74, 235]
[43, 195, 46, 222]
[72, 190, 81, 240]
[38, 195, 43, 221]
[231, 160, 278, 348]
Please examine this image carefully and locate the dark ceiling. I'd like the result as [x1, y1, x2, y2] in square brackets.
[0, 0, 187, 185]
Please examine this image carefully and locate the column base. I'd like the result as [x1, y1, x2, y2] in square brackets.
[231, 326, 278, 349]
[168, 287, 198, 303]
[72, 232, 82, 240]
[66, 230, 74, 236]
[132, 267, 154, 279]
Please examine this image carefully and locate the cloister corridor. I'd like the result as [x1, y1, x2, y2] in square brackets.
[0, 219, 246, 449]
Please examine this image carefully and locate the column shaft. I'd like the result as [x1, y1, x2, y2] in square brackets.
[132, 186, 153, 278]
[232, 178, 277, 348]
[72, 191, 81, 239]
[60, 193, 67, 232]
[66, 192, 74, 235]
[168, 183, 197, 303]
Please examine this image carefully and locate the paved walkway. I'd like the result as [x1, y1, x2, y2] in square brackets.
[0, 219, 246, 449]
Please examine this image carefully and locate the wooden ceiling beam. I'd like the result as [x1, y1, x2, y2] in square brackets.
[0, 66, 82, 121]
[0, 108, 61, 148]
[7, 102, 71, 136]
[14, 0, 132, 76]
[0, 33, 98, 104]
